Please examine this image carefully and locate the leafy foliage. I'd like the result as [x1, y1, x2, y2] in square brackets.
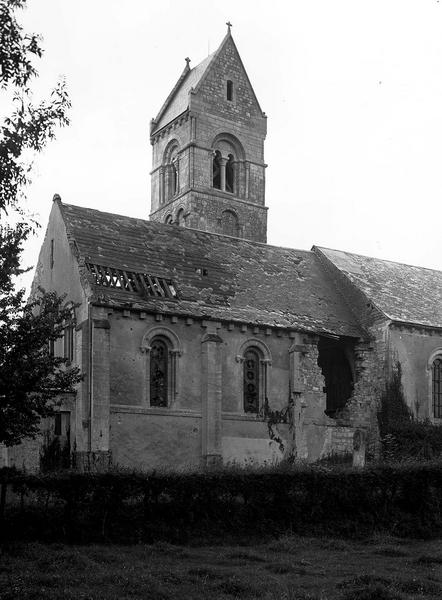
[0, 0, 41, 89]
[0, 0, 80, 446]
[1, 0, 70, 211]
[378, 361, 442, 461]
[377, 361, 412, 438]
[0, 288, 81, 446]
[39, 429, 72, 472]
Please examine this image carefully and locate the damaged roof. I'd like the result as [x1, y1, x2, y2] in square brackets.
[317, 247, 442, 329]
[59, 202, 363, 338]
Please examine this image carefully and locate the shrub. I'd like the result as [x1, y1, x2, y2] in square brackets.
[377, 361, 442, 461]
[1, 462, 442, 544]
[377, 361, 412, 438]
[386, 421, 442, 461]
[39, 431, 72, 472]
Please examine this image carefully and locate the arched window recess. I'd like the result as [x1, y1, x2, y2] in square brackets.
[211, 134, 244, 194]
[221, 209, 239, 237]
[428, 349, 442, 420]
[212, 151, 235, 193]
[176, 208, 185, 227]
[141, 327, 182, 408]
[162, 141, 180, 203]
[236, 338, 271, 414]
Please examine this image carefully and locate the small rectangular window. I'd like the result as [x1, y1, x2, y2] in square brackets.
[226, 79, 233, 101]
[49, 338, 55, 357]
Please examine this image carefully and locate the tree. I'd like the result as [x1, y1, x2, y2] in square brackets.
[0, 0, 81, 446]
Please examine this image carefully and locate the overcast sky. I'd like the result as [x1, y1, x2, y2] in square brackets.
[6, 0, 442, 290]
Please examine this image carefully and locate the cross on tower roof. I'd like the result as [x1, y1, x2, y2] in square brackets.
[226, 21, 232, 33]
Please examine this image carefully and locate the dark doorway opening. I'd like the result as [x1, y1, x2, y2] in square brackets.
[317, 337, 354, 418]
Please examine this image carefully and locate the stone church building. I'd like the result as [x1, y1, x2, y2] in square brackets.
[4, 28, 442, 471]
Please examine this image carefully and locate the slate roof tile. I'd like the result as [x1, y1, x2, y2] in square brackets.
[59, 203, 363, 338]
[153, 52, 215, 132]
[318, 247, 442, 329]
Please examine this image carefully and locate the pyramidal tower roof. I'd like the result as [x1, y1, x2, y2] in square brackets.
[150, 26, 262, 134]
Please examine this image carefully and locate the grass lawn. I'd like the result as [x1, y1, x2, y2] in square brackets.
[0, 536, 441, 599]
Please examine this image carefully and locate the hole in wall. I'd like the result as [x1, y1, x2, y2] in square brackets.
[317, 337, 354, 418]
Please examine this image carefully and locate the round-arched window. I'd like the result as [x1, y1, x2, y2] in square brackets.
[150, 338, 168, 407]
[243, 347, 260, 413]
[211, 134, 244, 194]
[433, 357, 442, 419]
[162, 142, 179, 202]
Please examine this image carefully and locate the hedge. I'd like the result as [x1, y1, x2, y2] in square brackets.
[1, 462, 442, 543]
[381, 423, 442, 462]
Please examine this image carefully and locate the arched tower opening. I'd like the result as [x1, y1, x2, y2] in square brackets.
[162, 141, 180, 203]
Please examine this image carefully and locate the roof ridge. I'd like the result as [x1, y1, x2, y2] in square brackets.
[315, 245, 442, 275]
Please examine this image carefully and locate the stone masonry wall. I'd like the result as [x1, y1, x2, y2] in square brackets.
[102, 306, 360, 468]
[195, 35, 265, 130]
[313, 247, 390, 452]
[150, 34, 267, 242]
[150, 116, 190, 214]
[389, 324, 442, 422]
[151, 190, 267, 242]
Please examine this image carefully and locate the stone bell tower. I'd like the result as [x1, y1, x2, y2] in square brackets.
[149, 24, 268, 242]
